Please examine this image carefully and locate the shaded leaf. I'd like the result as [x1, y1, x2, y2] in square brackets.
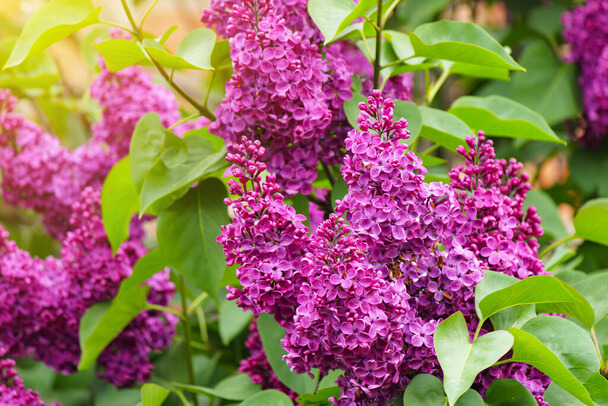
[157, 179, 229, 304]
[419, 107, 472, 152]
[174, 374, 260, 401]
[435, 312, 513, 405]
[78, 286, 149, 370]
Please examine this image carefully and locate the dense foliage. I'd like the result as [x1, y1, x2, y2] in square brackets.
[1, 0, 608, 405]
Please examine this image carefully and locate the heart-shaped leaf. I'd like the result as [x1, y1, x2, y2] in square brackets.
[435, 312, 514, 405]
[143, 28, 216, 71]
[141, 383, 170, 406]
[449, 95, 565, 145]
[574, 199, 608, 247]
[509, 316, 601, 405]
[308, 0, 375, 44]
[78, 286, 149, 371]
[101, 157, 139, 254]
[94, 39, 149, 72]
[419, 107, 472, 152]
[402, 374, 484, 405]
[4, 0, 101, 68]
[409, 21, 524, 71]
[478, 275, 579, 322]
[484, 379, 537, 406]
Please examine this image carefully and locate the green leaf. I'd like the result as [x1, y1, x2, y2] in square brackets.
[572, 271, 608, 326]
[394, 101, 422, 145]
[419, 154, 446, 167]
[94, 39, 149, 72]
[0, 38, 58, 91]
[511, 41, 580, 126]
[484, 379, 537, 406]
[409, 21, 524, 72]
[116, 249, 168, 298]
[139, 133, 227, 215]
[4, 0, 101, 68]
[536, 278, 595, 330]
[219, 298, 253, 346]
[574, 199, 608, 247]
[144, 28, 216, 71]
[297, 387, 341, 406]
[448, 95, 566, 145]
[308, 0, 375, 44]
[445, 60, 510, 81]
[157, 179, 229, 304]
[257, 313, 317, 394]
[419, 107, 472, 152]
[402, 374, 483, 406]
[130, 113, 166, 193]
[141, 383, 170, 406]
[383, 30, 426, 65]
[543, 381, 586, 406]
[478, 275, 579, 322]
[343, 92, 367, 129]
[238, 390, 293, 406]
[524, 189, 568, 240]
[174, 374, 260, 401]
[101, 157, 139, 254]
[509, 316, 600, 405]
[435, 312, 513, 405]
[474, 271, 536, 331]
[78, 286, 149, 371]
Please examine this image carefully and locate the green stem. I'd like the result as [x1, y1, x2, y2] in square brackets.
[373, 0, 383, 89]
[196, 306, 210, 344]
[168, 114, 201, 131]
[380, 55, 416, 69]
[323, 164, 336, 187]
[140, 0, 160, 27]
[360, 28, 374, 63]
[120, 0, 216, 121]
[425, 68, 449, 106]
[98, 20, 135, 35]
[473, 320, 484, 342]
[179, 276, 199, 406]
[539, 235, 576, 258]
[146, 303, 187, 321]
[592, 327, 605, 370]
[490, 359, 514, 368]
[381, 0, 401, 27]
[188, 292, 208, 315]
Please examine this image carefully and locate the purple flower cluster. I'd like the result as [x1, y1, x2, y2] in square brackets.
[0, 58, 183, 389]
[239, 321, 298, 402]
[449, 134, 545, 279]
[90, 60, 180, 159]
[562, 0, 608, 145]
[448, 135, 551, 401]
[220, 93, 484, 404]
[0, 188, 177, 387]
[219, 137, 309, 323]
[0, 90, 110, 239]
[0, 358, 59, 405]
[221, 91, 555, 404]
[0, 56, 182, 239]
[203, 0, 413, 195]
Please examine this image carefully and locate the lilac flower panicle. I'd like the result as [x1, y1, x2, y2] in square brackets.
[202, 0, 413, 195]
[562, 0, 608, 145]
[0, 358, 59, 406]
